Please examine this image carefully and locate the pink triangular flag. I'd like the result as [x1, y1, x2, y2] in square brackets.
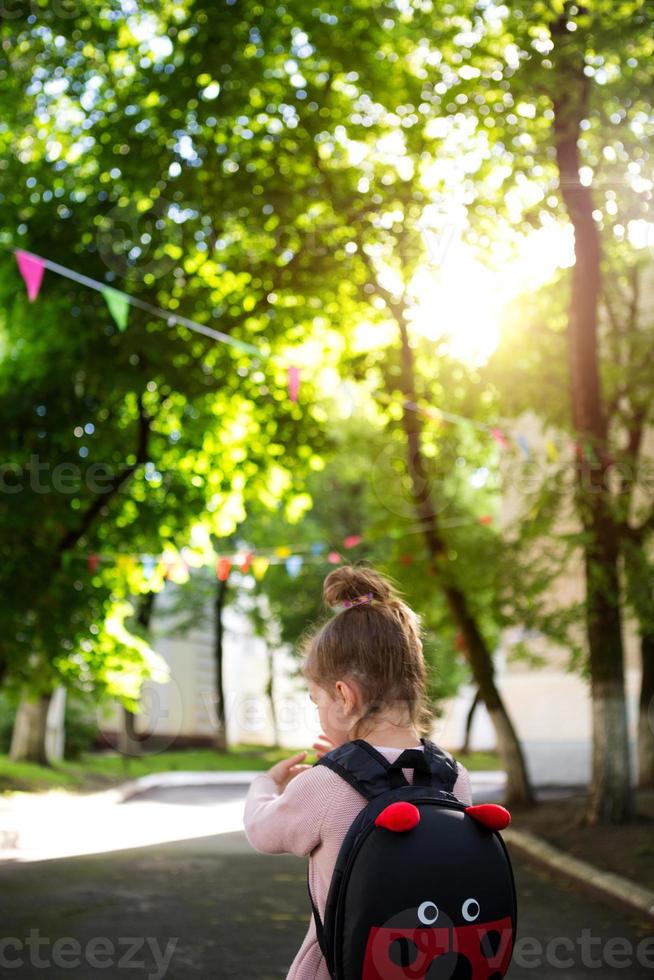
[490, 427, 509, 449]
[16, 250, 46, 302]
[287, 365, 300, 402]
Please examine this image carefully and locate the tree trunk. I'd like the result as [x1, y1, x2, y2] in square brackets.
[10, 692, 53, 764]
[213, 577, 228, 752]
[620, 541, 653, 791]
[551, 12, 634, 823]
[461, 689, 480, 755]
[394, 308, 534, 807]
[638, 633, 654, 788]
[623, 551, 654, 789]
[119, 591, 157, 757]
[442, 578, 533, 806]
[119, 705, 141, 758]
[582, 531, 632, 823]
[265, 644, 280, 748]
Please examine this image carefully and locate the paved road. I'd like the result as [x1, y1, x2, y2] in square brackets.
[0, 785, 652, 979]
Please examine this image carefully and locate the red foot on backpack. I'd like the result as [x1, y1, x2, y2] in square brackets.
[465, 803, 511, 831]
[375, 801, 421, 832]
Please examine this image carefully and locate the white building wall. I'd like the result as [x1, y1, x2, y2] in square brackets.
[434, 667, 642, 786]
[105, 584, 319, 749]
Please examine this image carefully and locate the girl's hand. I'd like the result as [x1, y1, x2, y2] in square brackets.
[312, 733, 336, 760]
[267, 751, 312, 792]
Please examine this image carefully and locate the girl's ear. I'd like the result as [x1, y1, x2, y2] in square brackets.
[334, 678, 360, 714]
[333, 679, 349, 708]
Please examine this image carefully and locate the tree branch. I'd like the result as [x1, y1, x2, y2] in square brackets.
[53, 390, 154, 571]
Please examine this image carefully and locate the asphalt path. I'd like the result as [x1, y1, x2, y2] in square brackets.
[0, 784, 651, 979]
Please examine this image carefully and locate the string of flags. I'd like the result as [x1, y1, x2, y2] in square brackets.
[393, 397, 610, 467]
[11, 247, 302, 403]
[11, 247, 605, 469]
[68, 514, 497, 586]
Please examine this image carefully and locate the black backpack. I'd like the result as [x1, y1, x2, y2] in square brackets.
[307, 737, 517, 980]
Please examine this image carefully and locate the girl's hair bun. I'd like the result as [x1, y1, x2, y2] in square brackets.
[323, 564, 396, 608]
[302, 562, 433, 740]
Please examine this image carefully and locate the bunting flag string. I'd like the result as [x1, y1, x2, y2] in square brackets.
[9, 244, 314, 403]
[379, 394, 610, 471]
[8, 246, 615, 461]
[73, 513, 497, 584]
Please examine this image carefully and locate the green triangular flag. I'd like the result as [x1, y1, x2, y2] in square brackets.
[102, 287, 130, 331]
[582, 440, 599, 466]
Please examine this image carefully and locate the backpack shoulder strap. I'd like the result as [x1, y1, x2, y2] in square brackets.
[308, 740, 389, 974]
[313, 738, 394, 801]
[420, 737, 460, 792]
[314, 736, 460, 797]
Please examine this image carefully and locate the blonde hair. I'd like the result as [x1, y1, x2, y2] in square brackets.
[300, 563, 435, 740]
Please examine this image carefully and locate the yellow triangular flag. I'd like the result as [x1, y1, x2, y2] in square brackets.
[252, 556, 270, 580]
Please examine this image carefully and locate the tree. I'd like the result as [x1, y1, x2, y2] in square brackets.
[601, 260, 654, 788]
[0, 4, 326, 758]
[457, 0, 653, 822]
[369, 0, 652, 823]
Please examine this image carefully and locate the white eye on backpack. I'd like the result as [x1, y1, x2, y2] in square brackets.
[417, 901, 439, 925]
[462, 898, 480, 922]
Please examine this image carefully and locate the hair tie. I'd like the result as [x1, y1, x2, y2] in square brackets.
[340, 592, 374, 610]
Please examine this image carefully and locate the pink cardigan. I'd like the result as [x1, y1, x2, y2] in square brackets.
[243, 744, 473, 980]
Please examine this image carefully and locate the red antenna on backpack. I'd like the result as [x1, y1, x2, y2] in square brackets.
[465, 803, 511, 831]
[374, 801, 421, 832]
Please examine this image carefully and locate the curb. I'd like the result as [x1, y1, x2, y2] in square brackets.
[113, 768, 507, 801]
[114, 770, 260, 802]
[504, 828, 654, 921]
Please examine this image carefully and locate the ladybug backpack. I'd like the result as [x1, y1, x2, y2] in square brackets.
[307, 737, 517, 980]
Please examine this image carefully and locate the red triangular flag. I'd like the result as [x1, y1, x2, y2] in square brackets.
[287, 365, 300, 402]
[216, 556, 231, 581]
[16, 250, 45, 302]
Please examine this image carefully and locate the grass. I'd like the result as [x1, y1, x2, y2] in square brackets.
[0, 745, 501, 795]
[453, 750, 502, 772]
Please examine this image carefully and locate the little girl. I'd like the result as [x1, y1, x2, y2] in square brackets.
[243, 564, 473, 980]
